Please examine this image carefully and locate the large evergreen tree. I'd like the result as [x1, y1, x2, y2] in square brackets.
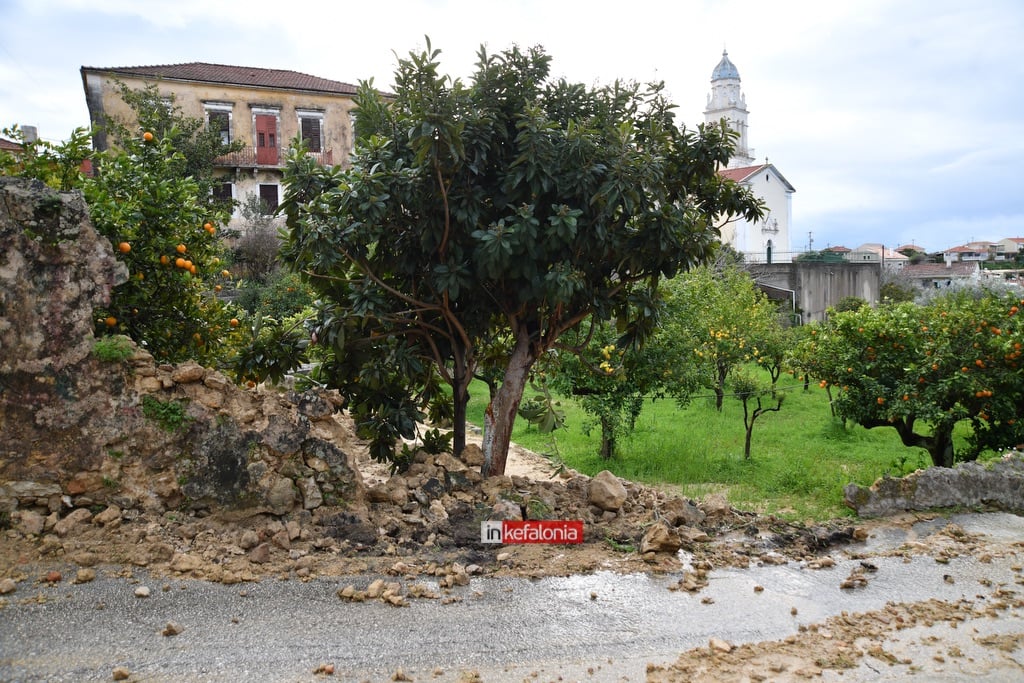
[281, 40, 762, 475]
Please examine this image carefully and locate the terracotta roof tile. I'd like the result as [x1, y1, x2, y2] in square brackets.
[81, 62, 359, 95]
[718, 164, 766, 183]
[0, 137, 21, 152]
[902, 262, 978, 279]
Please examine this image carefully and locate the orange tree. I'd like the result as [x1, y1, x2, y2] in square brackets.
[790, 290, 1024, 467]
[662, 264, 782, 411]
[544, 314, 700, 460]
[85, 130, 236, 363]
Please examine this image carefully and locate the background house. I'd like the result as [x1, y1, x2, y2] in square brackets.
[901, 261, 980, 290]
[995, 237, 1024, 261]
[705, 51, 795, 264]
[847, 243, 909, 269]
[80, 62, 360, 233]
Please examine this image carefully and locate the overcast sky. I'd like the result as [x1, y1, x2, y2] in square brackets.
[2, 0, 1022, 254]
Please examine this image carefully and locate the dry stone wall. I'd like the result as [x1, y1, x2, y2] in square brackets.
[844, 453, 1024, 517]
[0, 178, 364, 519]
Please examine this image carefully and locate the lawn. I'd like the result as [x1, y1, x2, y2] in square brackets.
[464, 372, 975, 521]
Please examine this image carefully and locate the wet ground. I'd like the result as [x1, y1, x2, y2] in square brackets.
[1, 512, 1021, 682]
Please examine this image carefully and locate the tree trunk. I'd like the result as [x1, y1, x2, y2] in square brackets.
[714, 362, 728, 411]
[451, 377, 468, 458]
[890, 417, 955, 468]
[481, 330, 535, 477]
[929, 428, 955, 468]
[600, 415, 616, 459]
[742, 399, 754, 459]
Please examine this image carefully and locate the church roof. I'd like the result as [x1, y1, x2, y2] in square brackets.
[719, 163, 796, 193]
[711, 50, 740, 81]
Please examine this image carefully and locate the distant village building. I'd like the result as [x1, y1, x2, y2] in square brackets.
[996, 237, 1024, 260]
[943, 243, 993, 264]
[902, 261, 980, 289]
[705, 51, 794, 264]
[80, 63, 360, 233]
[848, 243, 909, 269]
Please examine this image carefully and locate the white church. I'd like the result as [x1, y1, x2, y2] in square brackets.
[705, 51, 795, 264]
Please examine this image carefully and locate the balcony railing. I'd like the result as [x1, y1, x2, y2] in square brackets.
[213, 146, 334, 169]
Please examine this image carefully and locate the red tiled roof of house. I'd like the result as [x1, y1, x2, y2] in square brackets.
[81, 62, 359, 95]
[944, 245, 975, 253]
[0, 137, 21, 152]
[823, 246, 851, 253]
[896, 243, 926, 252]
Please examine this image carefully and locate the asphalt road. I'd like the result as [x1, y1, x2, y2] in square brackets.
[1, 512, 1022, 682]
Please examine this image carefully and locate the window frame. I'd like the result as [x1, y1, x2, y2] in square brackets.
[258, 183, 280, 214]
[204, 102, 234, 145]
[297, 109, 325, 153]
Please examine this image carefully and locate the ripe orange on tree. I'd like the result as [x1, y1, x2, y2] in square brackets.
[229, 318, 240, 327]
[142, 131, 154, 142]
[105, 316, 117, 327]
[176, 244, 187, 254]
[118, 241, 131, 253]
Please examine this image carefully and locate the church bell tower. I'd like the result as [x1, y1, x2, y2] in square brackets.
[704, 50, 755, 168]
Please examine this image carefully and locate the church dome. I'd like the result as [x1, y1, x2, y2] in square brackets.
[712, 50, 740, 81]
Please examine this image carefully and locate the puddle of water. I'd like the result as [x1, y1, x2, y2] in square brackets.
[861, 510, 1024, 554]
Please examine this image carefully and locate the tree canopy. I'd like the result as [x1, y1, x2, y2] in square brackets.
[791, 290, 1024, 466]
[281, 40, 763, 475]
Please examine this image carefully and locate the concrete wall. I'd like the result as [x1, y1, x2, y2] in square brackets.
[748, 261, 881, 324]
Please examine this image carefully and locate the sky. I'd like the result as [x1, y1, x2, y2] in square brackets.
[1, 0, 1022, 254]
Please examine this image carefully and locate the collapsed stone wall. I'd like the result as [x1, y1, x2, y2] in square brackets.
[844, 452, 1024, 517]
[0, 177, 364, 518]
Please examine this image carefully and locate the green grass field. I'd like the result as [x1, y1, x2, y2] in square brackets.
[465, 372, 979, 521]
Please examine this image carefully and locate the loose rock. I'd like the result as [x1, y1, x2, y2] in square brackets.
[589, 470, 627, 511]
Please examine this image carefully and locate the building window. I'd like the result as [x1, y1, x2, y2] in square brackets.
[212, 181, 233, 210]
[298, 111, 324, 153]
[259, 184, 279, 213]
[252, 110, 280, 165]
[205, 102, 233, 144]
